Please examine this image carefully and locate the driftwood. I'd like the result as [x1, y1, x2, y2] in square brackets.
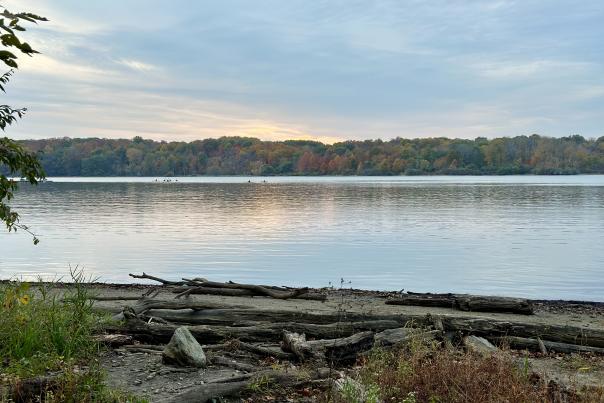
[232, 341, 295, 360]
[173, 286, 327, 301]
[374, 328, 440, 347]
[165, 367, 330, 403]
[111, 298, 248, 321]
[176, 278, 325, 301]
[211, 356, 256, 372]
[143, 307, 404, 326]
[492, 336, 604, 354]
[112, 305, 604, 350]
[386, 293, 534, 315]
[92, 333, 133, 347]
[283, 328, 441, 363]
[282, 330, 374, 363]
[115, 312, 404, 344]
[129, 272, 187, 285]
[128, 272, 326, 301]
[441, 316, 604, 348]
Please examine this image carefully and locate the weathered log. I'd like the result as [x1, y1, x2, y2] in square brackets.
[111, 298, 248, 321]
[233, 341, 295, 360]
[173, 286, 327, 301]
[282, 330, 374, 363]
[441, 316, 604, 348]
[492, 336, 604, 354]
[165, 367, 330, 403]
[144, 307, 404, 326]
[374, 328, 439, 347]
[92, 333, 133, 347]
[386, 293, 534, 315]
[211, 356, 256, 372]
[89, 296, 142, 301]
[180, 278, 324, 301]
[114, 313, 404, 344]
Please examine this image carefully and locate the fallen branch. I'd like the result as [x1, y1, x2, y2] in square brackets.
[129, 272, 186, 286]
[181, 278, 315, 300]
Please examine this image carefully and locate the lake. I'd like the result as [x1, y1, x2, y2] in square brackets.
[2, 176, 604, 301]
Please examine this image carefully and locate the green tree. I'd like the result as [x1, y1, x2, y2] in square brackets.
[0, 7, 47, 244]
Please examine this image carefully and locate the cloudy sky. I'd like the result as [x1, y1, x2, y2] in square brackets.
[3, 0, 604, 143]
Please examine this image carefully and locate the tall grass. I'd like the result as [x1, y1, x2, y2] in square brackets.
[0, 268, 100, 377]
[0, 269, 146, 402]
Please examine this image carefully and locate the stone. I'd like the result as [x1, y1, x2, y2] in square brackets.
[162, 326, 207, 368]
[463, 335, 498, 356]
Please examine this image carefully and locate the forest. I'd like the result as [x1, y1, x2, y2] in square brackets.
[10, 134, 604, 176]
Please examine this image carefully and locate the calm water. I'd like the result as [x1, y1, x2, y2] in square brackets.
[2, 176, 604, 301]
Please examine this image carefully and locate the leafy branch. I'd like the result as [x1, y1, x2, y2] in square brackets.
[0, 5, 47, 244]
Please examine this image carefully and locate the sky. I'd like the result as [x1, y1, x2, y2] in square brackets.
[3, 0, 604, 143]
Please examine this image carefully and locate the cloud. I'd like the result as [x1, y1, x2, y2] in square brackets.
[117, 59, 157, 72]
[470, 60, 595, 79]
[3, 0, 604, 142]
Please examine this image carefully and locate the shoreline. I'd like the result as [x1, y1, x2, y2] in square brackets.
[3, 277, 604, 401]
[4, 279, 604, 307]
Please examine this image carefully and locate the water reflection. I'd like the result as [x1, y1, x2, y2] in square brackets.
[1, 176, 603, 300]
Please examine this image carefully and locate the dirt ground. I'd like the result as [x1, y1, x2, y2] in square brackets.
[77, 284, 604, 401]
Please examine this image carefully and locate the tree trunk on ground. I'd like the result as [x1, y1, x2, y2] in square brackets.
[386, 293, 534, 315]
[282, 330, 374, 363]
[441, 316, 604, 348]
[113, 313, 404, 344]
[491, 336, 604, 354]
[164, 367, 330, 403]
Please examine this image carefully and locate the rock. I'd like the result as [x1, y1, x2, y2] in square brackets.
[162, 326, 207, 368]
[463, 335, 498, 356]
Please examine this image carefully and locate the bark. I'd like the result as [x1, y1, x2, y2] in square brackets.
[165, 367, 330, 403]
[374, 328, 440, 347]
[282, 330, 375, 363]
[92, 333, 133, 347]
[114, 313, 404, 344]
[128, 272, 187, 285]
[173, 286, 327, 301]
[143, 307, 404, 326]
[111, 298, 247, 321]
[386, 293, 534, 315]
[492, 336, 604, 354]
[177, 278, 326, 301]
[210, 356, 256, 372]
[234, 341, 295, 360]
[441, 316, 604, 348]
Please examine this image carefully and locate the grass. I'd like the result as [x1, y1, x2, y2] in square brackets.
[330, 338, 604, 403]
[0, 269, 147, 402]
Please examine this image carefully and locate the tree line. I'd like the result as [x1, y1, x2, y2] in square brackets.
[10, 134, 604, 176]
